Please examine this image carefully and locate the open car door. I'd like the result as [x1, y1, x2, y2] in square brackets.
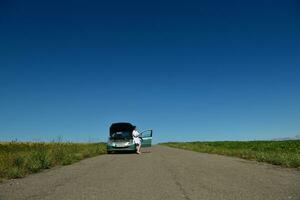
[140, 130, 153, 147]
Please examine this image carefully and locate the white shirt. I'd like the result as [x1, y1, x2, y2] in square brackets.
[132, 130, 141, 144]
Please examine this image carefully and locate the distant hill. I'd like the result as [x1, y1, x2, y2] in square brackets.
[272, 135, 300, 141]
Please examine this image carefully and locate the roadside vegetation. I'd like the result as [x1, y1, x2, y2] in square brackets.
[0, 141, 106, 180]
[161, 140, 300, 169]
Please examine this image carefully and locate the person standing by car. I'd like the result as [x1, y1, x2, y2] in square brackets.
[132, 126, 142, 154]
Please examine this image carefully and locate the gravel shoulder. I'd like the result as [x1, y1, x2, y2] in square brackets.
[1, 145, 299, 200]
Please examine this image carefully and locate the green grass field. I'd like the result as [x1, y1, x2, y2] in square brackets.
[0, 142, 106, 180]
[161, 140, 300, 169]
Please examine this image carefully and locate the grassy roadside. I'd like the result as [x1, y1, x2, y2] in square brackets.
[160, 140, 300, 169]
[0, 142, 106, 180]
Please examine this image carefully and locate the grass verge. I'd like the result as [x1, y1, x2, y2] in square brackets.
[0, 142, 106, 180]
[160, 140, 300, 169]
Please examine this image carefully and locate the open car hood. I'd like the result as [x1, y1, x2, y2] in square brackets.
[109, 122, 135, 136]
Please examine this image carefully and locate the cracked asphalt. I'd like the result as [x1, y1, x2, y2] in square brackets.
[1, 145, 300, 200]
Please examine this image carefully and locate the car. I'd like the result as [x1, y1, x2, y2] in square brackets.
[106, 122, 153, 153]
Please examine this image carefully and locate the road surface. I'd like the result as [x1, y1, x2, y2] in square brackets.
[1, 145, 300, 200]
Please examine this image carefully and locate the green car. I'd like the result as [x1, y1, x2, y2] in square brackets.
[107, 122, 153, 153]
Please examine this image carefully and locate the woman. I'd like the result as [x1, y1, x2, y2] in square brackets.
[132, 126, 142, 154]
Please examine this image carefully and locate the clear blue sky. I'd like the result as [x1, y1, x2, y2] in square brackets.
[1, 0, 300, 143]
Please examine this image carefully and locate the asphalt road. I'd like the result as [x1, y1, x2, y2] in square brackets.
[1, 145, 300, 200]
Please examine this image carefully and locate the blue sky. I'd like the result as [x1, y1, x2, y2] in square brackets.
[1, 0, 300, 143]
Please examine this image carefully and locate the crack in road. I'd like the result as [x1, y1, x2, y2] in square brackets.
[160, 153, 192, 200]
